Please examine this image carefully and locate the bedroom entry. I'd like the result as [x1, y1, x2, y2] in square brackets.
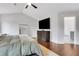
[19, 24, 32, 36]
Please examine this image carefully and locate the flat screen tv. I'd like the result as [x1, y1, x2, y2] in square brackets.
[39, 18, 50, 29]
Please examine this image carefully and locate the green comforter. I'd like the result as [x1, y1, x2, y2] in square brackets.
[0, 34, 42, 56]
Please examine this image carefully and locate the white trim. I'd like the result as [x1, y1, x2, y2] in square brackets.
[37, 29, 51, 31]
[51, 39, 79, 45]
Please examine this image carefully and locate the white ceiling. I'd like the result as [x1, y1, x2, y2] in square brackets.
[23, 3, 79, 20]
[0, 3, 79, 20]
[0, 3, 26, 14]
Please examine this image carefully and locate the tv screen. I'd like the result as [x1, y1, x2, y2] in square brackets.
[39, 18, 50, 29]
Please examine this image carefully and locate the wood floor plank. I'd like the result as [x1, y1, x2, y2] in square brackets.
[38, 40, 79, 56]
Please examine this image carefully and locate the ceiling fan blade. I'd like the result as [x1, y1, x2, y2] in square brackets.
[25, 5, 28, 9]
[31, 4, 37, 9]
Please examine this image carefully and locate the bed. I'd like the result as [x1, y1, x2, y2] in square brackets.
[0, 34, 58, 56]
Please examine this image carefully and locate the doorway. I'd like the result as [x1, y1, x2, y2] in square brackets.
[64, 16, 76, 43]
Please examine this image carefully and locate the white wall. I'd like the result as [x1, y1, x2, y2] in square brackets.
[50, 11, 79, 44]
[76, 14, 79, 44]
[0, 13, 38, 37]
[0, 15, 1, 34]
[57, 11, 79, 44]
[1, 20, 19, 35]
[50, 14, 58, 43]
[45, 11, 79, 44]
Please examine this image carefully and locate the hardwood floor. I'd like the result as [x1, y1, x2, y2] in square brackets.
[38, 40, 79, 56]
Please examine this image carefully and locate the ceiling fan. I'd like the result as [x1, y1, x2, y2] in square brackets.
[25, 3, 37, 9]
